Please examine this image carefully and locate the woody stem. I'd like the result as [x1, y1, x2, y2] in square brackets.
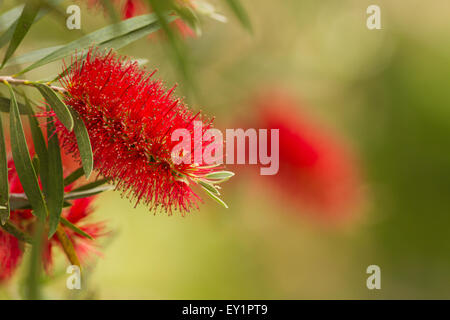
[0, 75, 66, 93]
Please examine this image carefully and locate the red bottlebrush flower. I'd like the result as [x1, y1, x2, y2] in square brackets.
[251, 90, 363, 222]
[0, 230, 22, 282]
[47, 196, 106, 270]
[173, 18, 196, 38]
[122, 0, 146, 19]
[56, 48, 223, 214]
[0, 157, 106, 281]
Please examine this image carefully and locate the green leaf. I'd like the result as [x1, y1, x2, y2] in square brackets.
[100, 14, 176, 50]
[60, 217, 94, 240]
[173, 4, 201, 36]
[0, 21, 18, 51]
[0, 220, 33, 244]
[198, 180, 220, 196]
[8, 193, 72, 211]
[25, 97, 49, 194]
[7, 83, 48, 221]
[146, 0, 192, 87]
[0, 0, 64, 51]
[51, 15, 174, 82]
[0, 0, 63, 32]
[17, 13, 160, 75]
[0, 5, 24, 33]
[99, 0, 120, 22]
[1, 0, 41, 68]
[47, 119, 64, 238]
[3, 45, 63, 67]
[71, 108, 93, 178]
[64, 167, 85, 187]
[205, 170, 235, 183]
[201, 185, 229, 209]
[51, 14, 174, 82]
[34, 83, 73, 131]
[62, 201, 72, 208]
[223, 0, 252, 32]
[72, 178, 109, 192]
[55, 224, 81, 269]
[0, 97, 32, 114]
[31, 155, 40, 176]
[0, 116, 10, 225]
[64, 185, 115, 201]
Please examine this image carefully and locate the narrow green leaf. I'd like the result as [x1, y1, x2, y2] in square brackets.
[51, 15, 175, 82]
[205, 170, 235, 183]
[1, 0, 41, 68]
[17, 13, 160, 75]
[72, 178, 109, 192]
[198, 180, 220, 196]
[71, 108, 93, 178]
[4, 45, 63, 67]
[34, 83, 73, 131]
[64, 185, 115, 201]
[8, 193, 72, 211]
[0, 116, 10, 225]
[0, 97, 31, 114]
[31, 155, 40, 176]
[62, 201, 72, 208]
[223, 0, 252, 32]
[60, 217, 94, 240]
[0, 0, 64, 51]
[0, 5, 24, 32]
[173, 4, 202, 36]
[0, 21, 18, 51]
[47, 120, 64, 238]
[0, 0, 63, 32]
[55, 224, 81, 269]
[202, 185, 229, 209]
[64, 167, 85, 187]
[99, 0, 120, 22]
[0, 220, 33, 244]
[147, 0, 192, 87]
[100, 14, 176, 50]
[25, 97, 49, 193]
[7, 83, 47, 221]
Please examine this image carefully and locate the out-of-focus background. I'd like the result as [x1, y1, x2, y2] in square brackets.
[1, 0, 450, 299]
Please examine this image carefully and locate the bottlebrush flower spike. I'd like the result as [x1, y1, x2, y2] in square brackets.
[55, 48, 228, 214]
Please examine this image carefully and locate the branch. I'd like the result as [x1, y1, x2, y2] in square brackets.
[0, 75, 66, 93]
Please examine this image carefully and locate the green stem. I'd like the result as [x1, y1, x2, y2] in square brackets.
[24, 219, 45, 300]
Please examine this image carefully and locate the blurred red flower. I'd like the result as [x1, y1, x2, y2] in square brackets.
[89, 0, 196, 38]
[0, 229, 22, 282]
[0, 156, 107, 282]
[250, 90, 363, 222]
